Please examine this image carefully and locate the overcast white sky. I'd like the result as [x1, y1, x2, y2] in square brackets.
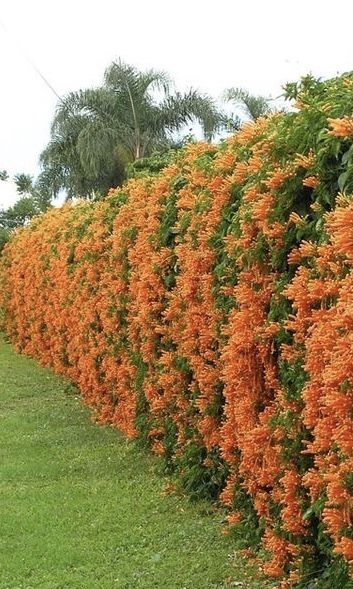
[1, 0, 353, 209]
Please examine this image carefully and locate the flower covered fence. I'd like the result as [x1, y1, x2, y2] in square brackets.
[3, 75, 353, 587]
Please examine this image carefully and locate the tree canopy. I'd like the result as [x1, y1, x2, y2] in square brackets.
[0, 172, 52, 251]
[39, 60, 227, 199]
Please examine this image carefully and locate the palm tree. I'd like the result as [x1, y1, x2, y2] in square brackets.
[39, 119, 125, 200]
[103, 61, 224, 157]
[224, 87, 273, 121]
[39, 60, 225, 199]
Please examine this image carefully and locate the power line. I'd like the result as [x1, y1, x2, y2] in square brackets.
[0, 17, 61, 100]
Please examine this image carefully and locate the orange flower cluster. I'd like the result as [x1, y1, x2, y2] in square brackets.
[328, 116, 353, 137]
[3, 73, 353, 587]
[285, 198, 353, 567]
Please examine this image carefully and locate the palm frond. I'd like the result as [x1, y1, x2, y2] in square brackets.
[224, 87, 272, 121]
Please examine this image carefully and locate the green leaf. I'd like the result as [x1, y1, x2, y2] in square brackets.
[338, 170, 350, 191]
[342, 150, 350, 165]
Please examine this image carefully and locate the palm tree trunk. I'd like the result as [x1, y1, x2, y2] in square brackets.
[124, 79, 141, 159]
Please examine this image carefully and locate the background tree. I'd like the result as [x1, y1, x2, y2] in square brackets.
[39, 60, 226, 199]
[1, 197, 39, 229]
[0, 171, 52, 252]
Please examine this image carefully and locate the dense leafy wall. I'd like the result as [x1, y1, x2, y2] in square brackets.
[2, 74, 353, 587]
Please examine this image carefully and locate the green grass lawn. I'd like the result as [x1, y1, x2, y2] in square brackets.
[0, 336, 268, 589]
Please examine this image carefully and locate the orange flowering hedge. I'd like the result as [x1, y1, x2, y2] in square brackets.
[3, 74, 353, 587]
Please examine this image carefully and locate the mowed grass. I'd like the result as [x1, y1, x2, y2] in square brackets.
[0, 336, 268, 589]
